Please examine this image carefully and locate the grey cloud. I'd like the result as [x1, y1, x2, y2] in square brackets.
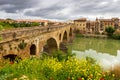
[71, 0, 120, 14]
[0, 0, 120, 20]
[25, 1, 68, 20]
[0, 0, 39, 13]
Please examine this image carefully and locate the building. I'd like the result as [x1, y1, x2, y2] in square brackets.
[74, 17, 120, 34]
[86, 20, 99, 34]
[74, 18, 87, 33]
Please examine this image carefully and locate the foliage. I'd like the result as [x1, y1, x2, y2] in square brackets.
[105, 26, 115, 37]
[0, 21, 40, 30]
[6, 18, 13, 20]
[86, 56, 96, 64]
[112, 33, 120, 40]
[11, 22, 39, 28]
[51, 50, 75, 61]
[75, 33, 84, 37]
[0, 22, 13, 29]
[18, 40, 27, 49]
[0, 55, 116, 80]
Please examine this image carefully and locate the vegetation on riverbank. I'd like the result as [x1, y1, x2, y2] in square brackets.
[0, 51, 117, 80]
[74, 26, 120, 40]
[0, 20, 40, 31]
[105, 26, 120, 40]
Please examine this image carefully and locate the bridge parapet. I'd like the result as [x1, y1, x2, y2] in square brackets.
[0, 24, 70, 43]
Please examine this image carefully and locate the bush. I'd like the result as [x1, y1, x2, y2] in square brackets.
[112, 34, 120, 40]
[105, 26, 115, 37]
[51, 50, 75, 61]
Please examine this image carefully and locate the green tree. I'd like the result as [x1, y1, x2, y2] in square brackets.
[6, 18, 13, 20]
[105, 26, 115, 37]
[31, 22, 39, 26]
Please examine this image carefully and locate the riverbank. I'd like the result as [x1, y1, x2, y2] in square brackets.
[83, 34, 108, 38]
[75, 33, 108, 38]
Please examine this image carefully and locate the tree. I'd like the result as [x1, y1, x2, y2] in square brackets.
[105, 26, 115, 37]
[6, 18, 13, 20]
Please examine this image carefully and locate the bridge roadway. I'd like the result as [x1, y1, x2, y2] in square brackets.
[0, 24, 69, 43]
[0, 24, 74, 60]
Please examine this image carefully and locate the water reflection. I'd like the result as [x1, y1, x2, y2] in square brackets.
[69, 38, 120, 55]
[73, 49, 120, 70]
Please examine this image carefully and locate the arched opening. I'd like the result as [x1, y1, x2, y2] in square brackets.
[3, 54, 21, 62]
[59, 42, 68, 53]
[69, 28, 72, 37]
[63, 31, 67, 43]
[30, 44, 36, 55]
[59, 34, 61, 40]
[43, 38, 57, 54]
[69, 28, 73, 43]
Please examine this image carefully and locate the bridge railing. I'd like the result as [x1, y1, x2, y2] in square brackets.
[0, 24, 70, 43]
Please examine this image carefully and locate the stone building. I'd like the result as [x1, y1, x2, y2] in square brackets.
[86, 20, 99, 34]
[74, 18, 87, 33]
[74, 17, 120, 34]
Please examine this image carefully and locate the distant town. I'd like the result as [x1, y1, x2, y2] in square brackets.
[74, 18, 120, 34]
[0, 17, 120, 35]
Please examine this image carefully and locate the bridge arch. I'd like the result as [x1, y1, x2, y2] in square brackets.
[30, 44, 36, 55]
[3, 54, 21, 62]
[69, 28, 72, 37]
[63, 31, 68, 43]
[59, 33, 62, 41]
[43, 38, 58, 54]
[69, 28, 73, 43]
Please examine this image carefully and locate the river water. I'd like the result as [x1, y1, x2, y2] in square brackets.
[69, 37, 120, 70]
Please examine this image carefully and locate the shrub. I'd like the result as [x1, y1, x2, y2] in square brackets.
[112, 34, 120, 40]
[105, 26, 115, 37]
[51, 50, 75, 61]
[18, 40, 27, 49]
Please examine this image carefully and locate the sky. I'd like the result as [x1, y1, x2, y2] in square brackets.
[0, 0, 120, 21]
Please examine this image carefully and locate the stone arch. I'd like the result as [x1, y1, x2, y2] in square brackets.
[59, 31, 68, 53]
[63, 31, 67, 43]
[69, 28, 73, 43]
[69, 28, 72, 37]
[59, 33, 62, 41]
[43, 38, 58, 54]
[30, 44, 36, 55]
[3, 54, 21, 62]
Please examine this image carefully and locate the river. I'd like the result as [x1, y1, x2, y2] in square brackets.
[69, 37, 120, 70]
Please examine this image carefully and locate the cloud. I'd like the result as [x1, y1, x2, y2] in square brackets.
[0, 0, 39, 13]
[0, 0, 120, 20]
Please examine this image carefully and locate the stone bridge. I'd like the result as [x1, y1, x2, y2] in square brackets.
[0, 24, 75, 60]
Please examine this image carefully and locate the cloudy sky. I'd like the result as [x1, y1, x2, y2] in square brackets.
[0, 0, 120, 21]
